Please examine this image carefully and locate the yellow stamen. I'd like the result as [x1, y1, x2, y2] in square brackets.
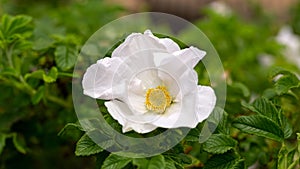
[145, 86, 172, 113]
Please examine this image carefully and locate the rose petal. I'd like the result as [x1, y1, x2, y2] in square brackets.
[151, 92, 198, 128]
[195, 85, 216, 122]
[105, 100, 158, 133]
[173, 46, 206, 69]
[144, 30, 180, 53]
[155, 52, 198, 96]
[112, 32, 166, 58]
[82, 57, 126, 99]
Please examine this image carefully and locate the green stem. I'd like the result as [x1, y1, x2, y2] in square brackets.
[45, 95, 71, 109]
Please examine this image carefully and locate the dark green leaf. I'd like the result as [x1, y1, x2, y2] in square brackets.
[58, 123, 83, 136]
[133, 155, 165, 169]
[233, 115, 284, 142]
[275, 75, 299, 95]
[199, 107, 225, 143]
[203, 134, 237, 154]
[0, 133, 7, 154]
[0, 68, 19, 77]
[101, 154, 132, 169]
[278, 112, 292, 139]
[185, 128, 200, 142]
[75, 133, 103, 156]
[54, 45, 77, 70]
[164, 159, 177, 169]
[204, 152, 240, 169]
[31, 86, 44, 105]
[252, 97, 280, 124]
[164, 153, 192, 167]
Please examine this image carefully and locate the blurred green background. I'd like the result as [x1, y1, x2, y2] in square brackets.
[0, 0, 300, 168]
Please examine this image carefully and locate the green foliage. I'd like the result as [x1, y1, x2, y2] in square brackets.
[233, 115, 284, 142]
[133, 155, 165, 169]
[75, 133, 103, 156]
[203, 134, 237, 154]
[101, 154, 132, 169]
[203, 152, 244, 169]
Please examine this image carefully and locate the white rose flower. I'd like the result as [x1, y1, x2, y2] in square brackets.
[82, 30, 216, 134]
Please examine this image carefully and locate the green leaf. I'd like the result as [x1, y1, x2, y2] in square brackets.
[12, 133, 26, 154]
[54, 45, 77, 70]
[199, 107, 225, 143]
[164, 159, 177, 169]
[0, 133, 7, 154]
[31, 86, 44, 105]
[185, 128, 200, 142]
[233, 115, 284, 142]
[269, 67, 294, 78]
[101, 154, 132, 169]
[275, 75, 299, 95]
[278, 112, 292, 139]
[269, 67, 299, 95]
[204, 152, 242, 169]
[25, 70, 45, 80]
[0, 14, 32, 40]
[252, 97, 280, 124]
[58, 123, 83, 136]
[164, 153, 192, 167]
[243, 98, 292, 139]
[43, 67, 58, 83]
[133, 155, 165, 169]
[0, 67, 19, 77]
[203, 134, 237, 154]
[75, 133, 103, 156]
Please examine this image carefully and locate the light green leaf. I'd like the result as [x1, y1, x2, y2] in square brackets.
[101, 154, 132, 169]
[278, 143, 297, 169]
[12, 133, 26, 154]
[133, 155, 165, 169]
[0, 133, 7, 155]
[0, 14, 32, 39]
[233, 115, 284, 142]
[75, 133, 103, 156]
[43, 67, 58, 83]
[25, 69, 45, 80]
[204, 152, 241, 169]
[54, 45, 77, 70]
[203, 134, 237, 154]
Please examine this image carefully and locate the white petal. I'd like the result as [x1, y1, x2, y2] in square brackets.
[173, 46, 206, 69]
[195, 85, 216, 122]
[122, 121, 157, 134]
[155, 52, 198, 96]
[112, 32, 166, 58]
[144, 30, 180, 53]
[105, 100, 158, 133]
[82, 57, 126, 99]
[151, 92, 199, 128]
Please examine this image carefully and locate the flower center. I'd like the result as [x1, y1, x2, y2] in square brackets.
[145, 86, 172, 113]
